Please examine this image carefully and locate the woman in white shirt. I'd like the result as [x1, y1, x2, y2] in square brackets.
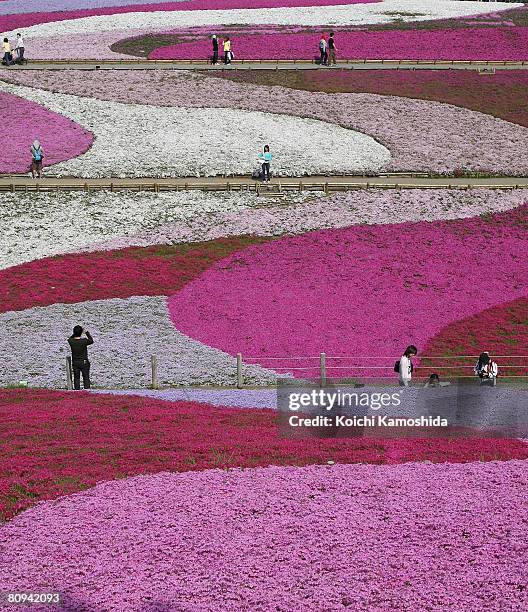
[398, 345, 417, 387]
[14, 33, 24, 63]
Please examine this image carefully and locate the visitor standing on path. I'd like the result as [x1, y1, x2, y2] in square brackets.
[223, 37, 232, 64]
[14, 33, 25, 64]
[2, 37, 13, 66]
[68, 326, 94, 390]
[474, 351, 498, 386]
[211, 34, 219, 65]
[30, 140, 44, 178]
[328, 32, 337, 66]
[397, 345, 417, 387]
[319, 35, 328, 66]
[259, 145, 272, 181]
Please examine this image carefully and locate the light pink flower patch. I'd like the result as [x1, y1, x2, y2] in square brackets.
[150, 26, 528, 60]
[1, 461, 527, 610]
[167, 207, 528, 375]
[0, 0, 376, 34]
[0, 90, 93, 173]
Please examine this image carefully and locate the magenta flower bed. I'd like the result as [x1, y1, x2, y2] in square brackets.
[0, 0, 373, 36]
[0, 91, 93, 174]
[1, 461, 527, 610]
[168, 207, 528, 376]
[150, 26, 528, 60]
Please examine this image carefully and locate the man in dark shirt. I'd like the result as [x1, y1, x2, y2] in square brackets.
[67, 325, 94, 390]
[328, 32, 337, 66]
[212, 34, 218, 65]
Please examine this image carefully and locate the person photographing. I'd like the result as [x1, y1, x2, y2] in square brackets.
[68, 326, 94, 390]
[474, 351, 498, 387]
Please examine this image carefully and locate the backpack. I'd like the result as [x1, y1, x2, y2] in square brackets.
[394, 360, 413, 373]
[33, 148, 42, 161]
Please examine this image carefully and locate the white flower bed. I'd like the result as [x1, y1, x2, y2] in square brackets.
[0, 82, 390, 178]
[0, 296, 279, 388]
[2, 188, 526, 270]
[85, 188, 528, 252]
[7, 1, 520, 41]
[4, 77, 528, 176]
[0, 190, 313, 270]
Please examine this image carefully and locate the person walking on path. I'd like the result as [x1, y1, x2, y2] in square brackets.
[474, 351, 498, 386]
[68, 326, 94, 390]
[397, 345, 417, 387]
[30, 140, 44, 178]
[2, 37, 13, 66]
[14, 33, 25, 64]
[319, 35, 328, 66]
[328, 32, 337, 66]
[223, 37, 232, 64]
[211, 34, 219, 65]
[259, 144, 272, 181]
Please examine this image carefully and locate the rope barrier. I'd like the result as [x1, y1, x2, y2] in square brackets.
[245, 355, 528, 361]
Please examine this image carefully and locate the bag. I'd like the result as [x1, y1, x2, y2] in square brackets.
[229, 51, 234, 60]
[33, 149, 42, 162]
[394, 360, 413, 373]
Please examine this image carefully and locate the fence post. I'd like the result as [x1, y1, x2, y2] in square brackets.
[151, 355, 159, 389]
[320, 352, 326, 387]
[237, 353, 243, 389]
[66, 356, 73, 390]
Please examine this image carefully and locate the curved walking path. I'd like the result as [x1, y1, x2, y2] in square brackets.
[1, 59, 526, 71]
[2, 174, 528, 193]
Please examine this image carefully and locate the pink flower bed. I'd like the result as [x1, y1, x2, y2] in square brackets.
[4, 388, 523, 520]
[0, 0, 373, 35]
[150, 27, 528, 60]
[168, 207, 528, 377]
[1, 460, 527, 610]
[0, 91, 93, 174]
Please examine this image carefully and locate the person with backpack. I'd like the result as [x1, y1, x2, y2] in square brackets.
[328, 32, 337, 66]
[2, 38, 14, 66]
[258, 144, 272, 182]
[67, 326, 94, 390]
[319, 36, 328, 66]
[223, 37, 232, 64]
[474, 351, 498, 386]
[211, 35, 219, 65]
[30, 140, 44, 178]
[14, 33, 25, 64]
[395, 345, 417, 386]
